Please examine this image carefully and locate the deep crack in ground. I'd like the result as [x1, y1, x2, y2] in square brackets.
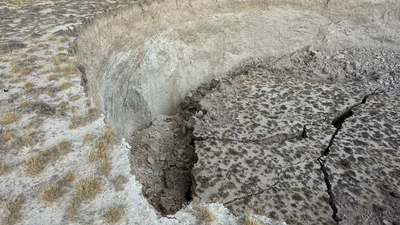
[317, 90, 379, 224]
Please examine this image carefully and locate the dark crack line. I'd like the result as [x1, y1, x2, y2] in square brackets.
[317, 89, 379, 224]
[223, 158, 306, 206]
[223, 170, 283, 206]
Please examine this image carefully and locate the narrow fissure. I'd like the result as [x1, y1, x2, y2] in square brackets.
[317, 90, 378, 224]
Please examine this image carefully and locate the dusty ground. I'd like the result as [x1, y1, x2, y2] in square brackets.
[193, 46, 400, 225]
[1, 0, 399, 225]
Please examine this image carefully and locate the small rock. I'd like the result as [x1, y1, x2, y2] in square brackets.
[195, 111, 204, 118]
[334, 54, 345, 59]
[210, 78, 220, 89]
[160, 156, 165, 161]
[147, 156, 155, 165]
[178, 149, 184, 155]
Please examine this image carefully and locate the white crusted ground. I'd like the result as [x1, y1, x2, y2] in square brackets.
[0, 0, 285, 225]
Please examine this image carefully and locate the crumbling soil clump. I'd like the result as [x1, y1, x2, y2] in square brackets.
[128, 80, 220, 215]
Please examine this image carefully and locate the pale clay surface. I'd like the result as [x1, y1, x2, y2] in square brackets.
[1, 0, 400, 225]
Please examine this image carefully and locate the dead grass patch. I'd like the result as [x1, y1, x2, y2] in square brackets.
[9, 78, 25, 84]
[20, 66, 33, 75]
[100, 160, 111, 176]
[55, 140, 71, 155]
[25, 154, 46, 176]
[88, 107, 98, 116]
[41, 183, 64, 203]
[23, 82, 34, 90]
[48, 35, 56, 41]
[0, 161, 9, 176]
[1, 196, 24, 225]
[102, 127, 115, 145]
[69, 113, 86, 129]
[243, 217, 261, 225]
[1, 130, 19, 149]
[113, 174, 128, 191]
[0, 112, 19, 124]
[195, 207, 215, 223]
[65, 204, 79, 222]
[82, 133, 95, 144]
[23, 133, 32, 146]
[88, 147, 107, 162]
[48, 74, 59, 81]
[62, 172, 76, 183]
[61, 81, 73, 90]
[102, 206, 123, 224]
[75, 177, 102, 201]
[60, 35, 69, 43]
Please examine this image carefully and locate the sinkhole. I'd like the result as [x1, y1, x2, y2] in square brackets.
[70, 0, 400, 217]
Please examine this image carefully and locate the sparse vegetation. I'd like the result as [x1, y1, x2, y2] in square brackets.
[25, 154, 46, 175]
[2, 196, 24, 225]
[23, 133, 32, 147]
[55, 140, 71, 155]
[1, 130, 19, 149]
[100, 160, 111, 176]
[61, 81, 73, 90]
[113, 174, 128, 191]
[0, 161, 9, 176]
[23, 82, 34, 90]
[102, 206, 123, 224]
[243, 216, 261, 225]
[75, 177, 102, 201]
[195, 207, 215, 223]
[62, 172, 76, 183]
[65, 204, 79, 222]
[83, 133, 95, 144]
[0, 112, 19, 124]
[69, 113, 86, 129]
[42, 183, 64, 203]
[88, 147, 107, 162]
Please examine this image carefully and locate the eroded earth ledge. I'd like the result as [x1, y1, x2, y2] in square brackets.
[73, 0, 400, 223]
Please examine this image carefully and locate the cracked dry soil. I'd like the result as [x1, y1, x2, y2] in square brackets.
[192, 47, 400, 225]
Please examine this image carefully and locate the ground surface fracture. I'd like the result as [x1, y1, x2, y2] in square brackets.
[193, 47, 400, 225]
[1, 0, 399, 225]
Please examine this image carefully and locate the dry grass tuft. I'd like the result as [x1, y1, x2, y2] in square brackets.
[100, 160, 111, 176]
[0, 112, 19, 124]
[75, 177, 102, 201]
[102, 206, 123, 224]
[88, 107, 98, 116]
[23, 133, 32, 147]
[56, 140, 71, 155]
[102, 127, 115, 145]
[88, 147, 107, 162]
[41, 183, 64, 203]
[69, 113, 86, 129]
[23, 82, 34, 90]
[2, 196, 24, 225]
[48, 74, 59, 81]
[62, 172, 76, 183]
[195, 207, 215, 223]
[65, 204, 79, 222]
[113, 174, 128, 191]
[25, 154, 46, 175]
[1, 130, 19, 149]
[0, 161, 9, 176]
[244, 217, 261, 225]
[61, 81, 73, 90]
[83, 133, 95, 144]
